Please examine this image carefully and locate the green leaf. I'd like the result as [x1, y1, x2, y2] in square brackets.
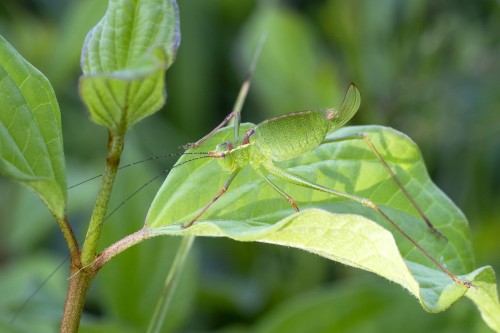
[464, 266, 500, 332]
[145, 124, 499, 324]
[79, 0, 180, 134]
[0, 35, 66, 218]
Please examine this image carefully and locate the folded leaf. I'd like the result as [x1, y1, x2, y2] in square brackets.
[465, 266, 500, 332]
[0, 35, 66, 218]
[145, 124, 499, 321]
[80, 0, 180, 133]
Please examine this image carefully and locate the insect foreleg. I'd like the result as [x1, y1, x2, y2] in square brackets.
[322, 133, 445, 240]
[261, 163, 471, 287]
[181, 170, 240, 229]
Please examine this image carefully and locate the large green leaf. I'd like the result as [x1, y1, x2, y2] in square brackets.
[0, 35, 66, 218]
[79, 0, 180, 134]
[145, 124, 499, 326]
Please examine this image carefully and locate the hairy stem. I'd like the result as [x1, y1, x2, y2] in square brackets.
[59, 265, 94, 333]
[94, 227, 158, 271]
[81, 132, 125, 265]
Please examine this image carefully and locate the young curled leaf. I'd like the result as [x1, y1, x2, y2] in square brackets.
[0, 35, 66, 218]
[80, 0, 180, 134]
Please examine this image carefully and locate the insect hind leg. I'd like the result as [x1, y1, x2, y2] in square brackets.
[322, 132, 446, 240]
[260, 162, 470, 287]
[256, 168, 300, 212]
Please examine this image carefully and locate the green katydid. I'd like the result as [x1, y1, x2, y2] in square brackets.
[173, 72, 471, 289]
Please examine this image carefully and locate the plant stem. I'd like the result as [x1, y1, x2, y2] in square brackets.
[147, 235, 195, 333]
[94, 227, 157, 271]
[81, 131, 125, 265]
[60, 131, 124, 332]
[55, 215, 81, 264]
[59, 228, 159, 333]
[59, 266, 94, 333]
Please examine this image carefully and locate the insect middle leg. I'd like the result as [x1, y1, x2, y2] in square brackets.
[322, 133, 445, 240]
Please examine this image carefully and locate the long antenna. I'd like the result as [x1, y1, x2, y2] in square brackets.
[10, 256, 69, 324]
[66, 155, 213, 281]
[68, 152, 209, 189]
[11, 154, 212, 322]
[100, 155, 211, 225]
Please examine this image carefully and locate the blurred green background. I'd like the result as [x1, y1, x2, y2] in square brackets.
[0, 0, 499, 332]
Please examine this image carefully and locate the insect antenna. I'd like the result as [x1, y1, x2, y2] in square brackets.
[66, 154, 212, 281]
[11, 153, 212, 323]
[101, 155, 212, 225]
[69, 152, 210, 189]
[9, 255, 70, 324]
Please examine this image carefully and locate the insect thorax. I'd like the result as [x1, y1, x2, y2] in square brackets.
[213, 138, 252, 173]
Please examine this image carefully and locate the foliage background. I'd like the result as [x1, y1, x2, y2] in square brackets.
[0, 0, 498, 332]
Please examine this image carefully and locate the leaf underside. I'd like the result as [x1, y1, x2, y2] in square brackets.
[79, 0, 180, 133]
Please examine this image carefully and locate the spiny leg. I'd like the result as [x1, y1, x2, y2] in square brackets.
[182, 35, 267, 149]
[261, 163, 471, 287]
[181, 170, 239, 229]
[322, 133, 445, 240]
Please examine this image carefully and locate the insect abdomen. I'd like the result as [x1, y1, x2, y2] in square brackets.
[252, 110, 330, 161]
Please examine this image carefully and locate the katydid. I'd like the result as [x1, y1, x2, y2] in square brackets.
[179, 79, 471, 288]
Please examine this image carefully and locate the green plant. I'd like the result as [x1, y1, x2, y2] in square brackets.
[0, 0, 499, 332]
